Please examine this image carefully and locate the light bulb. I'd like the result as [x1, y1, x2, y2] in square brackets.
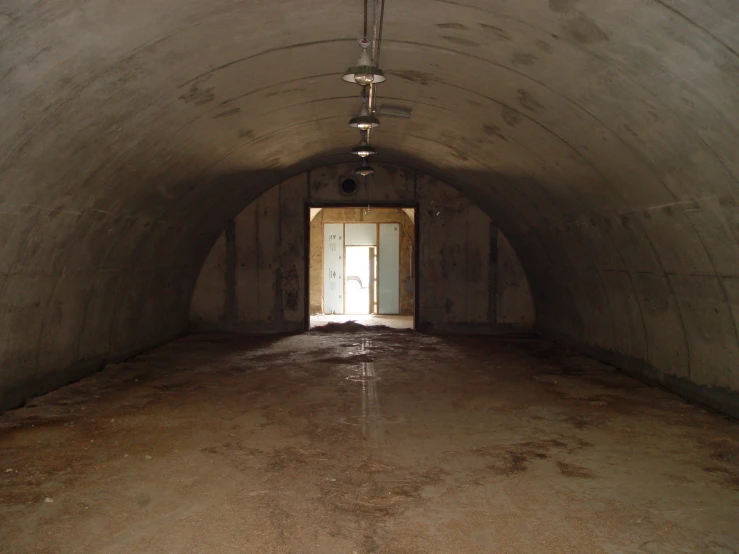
[349, 103, 380, 130]
[355, 163, 375, 177]
[342, 40, 386, 85]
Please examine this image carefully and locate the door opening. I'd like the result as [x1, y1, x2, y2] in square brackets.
[345, 246, 375, 315]
[309, 207, 416, 329]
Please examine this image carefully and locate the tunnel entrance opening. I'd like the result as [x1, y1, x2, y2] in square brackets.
[308, 206, 417, 330]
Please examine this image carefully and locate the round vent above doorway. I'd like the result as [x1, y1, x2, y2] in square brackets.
[340, 178, 358, 196]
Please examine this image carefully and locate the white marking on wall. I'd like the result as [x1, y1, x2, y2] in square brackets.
[379, 223, 400, 314]
[323, 223, 344, 314]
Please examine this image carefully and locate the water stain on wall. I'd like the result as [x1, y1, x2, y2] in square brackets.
[440, 35, 480, 47]
[480, 23, 511, 40]
[562, 13, 608, 44]
[282, 265, 300, 312]
[213, 107, 240, 119]
[536, 40, 553, 54]
[511, 52, 537, 67]
[549, 0, 579, 13]
[518, 89, 543, 112]
[483, 124, 507, 141]
[179, 85, 215, 106]
[501, 105, 522, 127]
[436, 23, 468, 30]
[388, 70, 432, 85]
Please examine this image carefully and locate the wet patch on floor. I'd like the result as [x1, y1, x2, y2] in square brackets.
[243, 351, 291, 363]
[449, 437, 592, 478]
[314, 353, 375, 365]
[321, 465, 448, 518]
[557, 460, 594, 478]
[701, 438, 739, 489]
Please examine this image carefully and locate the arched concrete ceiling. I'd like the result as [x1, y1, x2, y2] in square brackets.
[1, 0, 739, 412]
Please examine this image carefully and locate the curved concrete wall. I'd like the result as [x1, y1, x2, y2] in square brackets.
[0, 1, 738, 414]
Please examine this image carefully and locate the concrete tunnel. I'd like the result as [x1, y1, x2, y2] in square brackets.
[1, 0, 739, 552]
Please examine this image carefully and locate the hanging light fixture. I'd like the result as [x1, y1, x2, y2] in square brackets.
[349, 96, 380, 130]
[343, 0, 386, 169]
[342, 39, 386, 86]
[351, 132, 377, 157]
[355, 163, 375, 177]
[352, 141, 377, 157]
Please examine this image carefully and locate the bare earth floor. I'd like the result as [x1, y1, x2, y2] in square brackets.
[309, 315, 414, 330]
[1, 330, 738, 553]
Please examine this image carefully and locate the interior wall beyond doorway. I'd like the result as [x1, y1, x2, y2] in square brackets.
[189, 164, 535, 334]
[310, 208, 415, 316]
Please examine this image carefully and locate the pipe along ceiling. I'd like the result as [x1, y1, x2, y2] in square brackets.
[0, 0, 738, 414]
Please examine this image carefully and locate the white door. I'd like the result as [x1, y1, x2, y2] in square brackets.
[344, 223, 378, 315]
[378, 223, 400, 314]
[323, 223, 344, 314]
[345, 223, 377, 246]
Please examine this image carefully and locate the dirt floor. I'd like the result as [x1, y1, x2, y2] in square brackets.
[1, 329, 738, 553]
[310, 315, 414, 330]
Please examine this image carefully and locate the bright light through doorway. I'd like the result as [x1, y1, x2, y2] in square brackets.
[345, 246, 374, 314]
[309, 206, 416, 330]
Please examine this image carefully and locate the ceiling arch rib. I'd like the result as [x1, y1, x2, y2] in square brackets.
[5, 34, 736, 235]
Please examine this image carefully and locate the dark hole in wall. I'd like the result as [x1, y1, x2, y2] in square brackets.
[341, 178, 358, 195]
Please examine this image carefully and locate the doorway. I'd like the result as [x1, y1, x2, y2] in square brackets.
[309, 207, 416, 329]
[344, 245, 375, 314]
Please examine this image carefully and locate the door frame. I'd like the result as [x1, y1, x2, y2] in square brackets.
[304, 202, 420, 330]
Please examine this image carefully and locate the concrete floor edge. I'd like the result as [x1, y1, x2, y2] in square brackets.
[416, 322, 538, 337]
[0, 328, 189, 413]
[6, 324, 738, 421]
[540, 326, 739, 421]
